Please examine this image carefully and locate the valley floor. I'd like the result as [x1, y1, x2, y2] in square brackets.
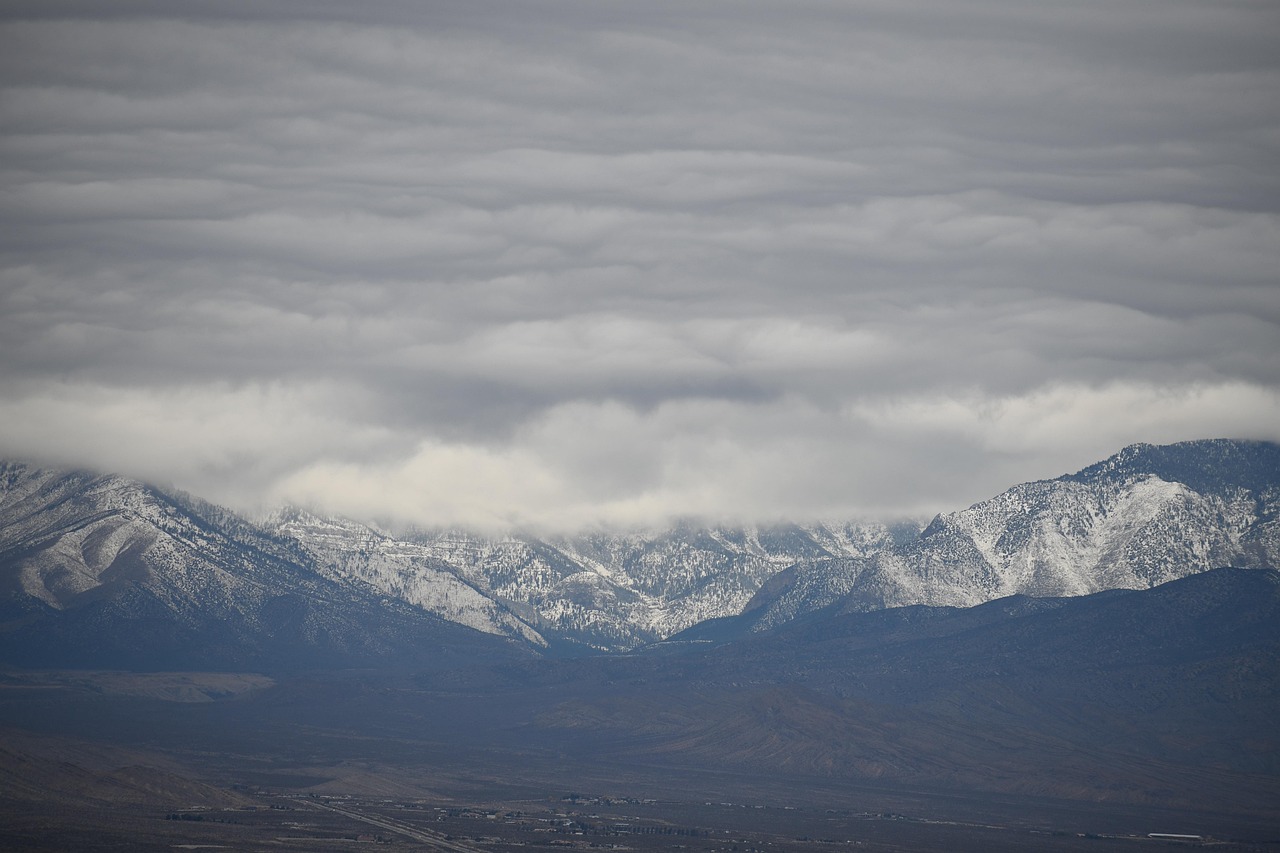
[4, 781, 1279, 852]
[1, 668, 1278, 852]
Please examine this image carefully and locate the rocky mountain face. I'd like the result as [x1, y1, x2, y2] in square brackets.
[268, 512, 916, 651]
[263, 508, 549, 648]
[0, 464, 532, 672]
[734, 439, 1280, 632]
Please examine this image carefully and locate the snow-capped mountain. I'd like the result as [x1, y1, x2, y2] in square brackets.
[3, 438, 1276, 665]
[261, 515, 915, 651]
[737, 439, 1280, 631]
[266, 507, 548, 647]
[0, 463, 532, 671]
[0, 458, 912, 661]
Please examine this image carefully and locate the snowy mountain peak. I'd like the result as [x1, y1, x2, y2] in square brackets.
[738, 439, 1280, 632]
[1065, 438, 1280, 495]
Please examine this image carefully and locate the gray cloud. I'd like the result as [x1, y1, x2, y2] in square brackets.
[2, 1, 1278, 530]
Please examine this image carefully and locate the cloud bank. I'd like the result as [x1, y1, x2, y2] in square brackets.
[2, 1, 1278, 530]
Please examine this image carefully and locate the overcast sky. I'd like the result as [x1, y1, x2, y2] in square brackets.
[2, 0, 1278, 531]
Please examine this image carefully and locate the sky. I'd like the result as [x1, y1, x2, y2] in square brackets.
[1, 0, 1278, 532]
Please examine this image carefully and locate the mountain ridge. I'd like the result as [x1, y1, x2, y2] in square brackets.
[736, 438, 1280, 633]
[1, 438, 1277, 663]
[0, 462, 534, 672]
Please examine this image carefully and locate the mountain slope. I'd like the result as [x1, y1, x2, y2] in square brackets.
[266, 507, 549, 647]
[0, 458, 914, 659]
[0, 463, 532, 672]
[737, 439, 1280, 631]
[264, 518, 913, 651]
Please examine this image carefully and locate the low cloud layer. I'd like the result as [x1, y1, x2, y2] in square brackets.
[2, 1, 1278, 530]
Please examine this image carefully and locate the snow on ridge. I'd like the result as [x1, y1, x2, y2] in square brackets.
[745, 458, 1278, 633]
[258, 516, 905, 650]
[269, 509, 548, 647]
[5, 440, 1274, 653]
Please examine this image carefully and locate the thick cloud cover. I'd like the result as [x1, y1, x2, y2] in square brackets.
[2, 0, 1278, 530]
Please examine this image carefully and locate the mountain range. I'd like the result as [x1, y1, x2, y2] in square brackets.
[1, 438, 1277, 669]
